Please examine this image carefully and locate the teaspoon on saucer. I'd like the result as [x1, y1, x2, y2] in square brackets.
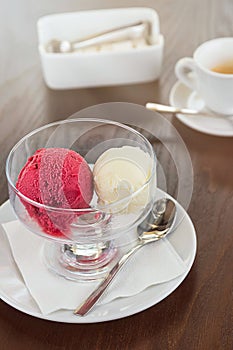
[74, 197, 176, 316]
[146, 102, 233, 120]
[146, 102, 202, 115]
[46, 21, 151, 53]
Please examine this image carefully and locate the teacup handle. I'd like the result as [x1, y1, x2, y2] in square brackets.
[175, 57, 197, 90]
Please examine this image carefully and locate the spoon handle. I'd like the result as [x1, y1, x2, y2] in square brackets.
[73, 22, 148, 51]
[146, 103, 200, 115]
[146, 102, 233, 121]
[74, 243, 143, 316]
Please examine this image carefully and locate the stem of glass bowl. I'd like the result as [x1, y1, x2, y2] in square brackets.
[43, 240, 118, 282]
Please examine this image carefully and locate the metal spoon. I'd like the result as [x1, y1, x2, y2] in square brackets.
[146, 102, 206, 115]
[74, 197, 176, 316]
[146, 102, 233, 120]
[45, 21, 150, 53]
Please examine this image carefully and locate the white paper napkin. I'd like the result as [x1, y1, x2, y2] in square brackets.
[3, 220, 187, 315]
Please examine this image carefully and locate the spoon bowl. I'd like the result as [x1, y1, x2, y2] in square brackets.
[138, 197, 176, 240]
[74, 197, 176, 316]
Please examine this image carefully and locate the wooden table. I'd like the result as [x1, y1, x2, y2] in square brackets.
[0, 1, 232, 349]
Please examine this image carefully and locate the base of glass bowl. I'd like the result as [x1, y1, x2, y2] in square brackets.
[43, 240, 118, 282]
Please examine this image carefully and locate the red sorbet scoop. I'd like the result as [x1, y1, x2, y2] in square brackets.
[16, 148, 93, 237]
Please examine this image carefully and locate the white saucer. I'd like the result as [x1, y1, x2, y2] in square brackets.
[169, 81, 233, 137]
[0, 191, 196, 323]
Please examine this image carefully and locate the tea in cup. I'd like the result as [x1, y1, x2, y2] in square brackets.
[211, 60, 233, 74]
[175, 37, 233, 115]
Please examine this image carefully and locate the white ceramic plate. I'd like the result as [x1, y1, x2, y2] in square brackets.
[0, 191, 196, 323]
[169, 80, 233, 137]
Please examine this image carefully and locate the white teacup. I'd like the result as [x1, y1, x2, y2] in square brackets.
[175, 37, 233, 115]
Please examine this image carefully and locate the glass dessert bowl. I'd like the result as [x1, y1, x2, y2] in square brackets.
[6, 118, 156, 281]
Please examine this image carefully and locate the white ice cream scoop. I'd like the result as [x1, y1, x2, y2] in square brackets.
[93, 146, 154, 213]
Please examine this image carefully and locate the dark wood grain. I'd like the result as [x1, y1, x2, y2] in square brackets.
[0, 1, 233, 349]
